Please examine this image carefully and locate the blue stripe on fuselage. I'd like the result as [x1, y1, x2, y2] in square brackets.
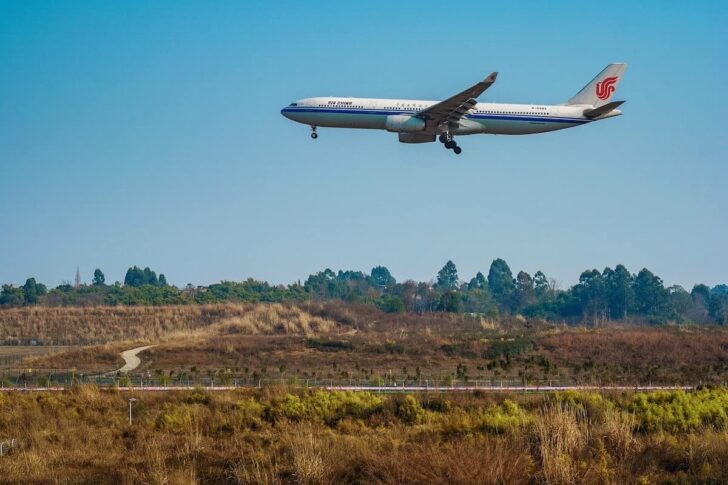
[280, 107, 590, 124]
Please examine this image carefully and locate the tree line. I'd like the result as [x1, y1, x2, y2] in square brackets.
[1, 261, 726, 325]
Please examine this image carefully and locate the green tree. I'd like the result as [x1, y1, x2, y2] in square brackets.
[467, 272, 487, 290]
[124, 266, 160, 287]
[0, 284, 25, 306]
[378, 294, 405, 313]
[533, 271, 550, 299]
[437, 290, 462, 313]
[92, 269, 105, 286]
[22, 277, 46, 305]
[514, 271, 536, 311]
[435, 261, 459, 290]
[604, 264, 634, 320]
[159, 274, 168, 286]
[573, 269, 607, 325]
[667, 285, 692, 320]
[633, 268, 668, 319]
[690, 284, 712, 322]
[370, 266, 395, 288]
[488, 259, 515, 310]
[461, 287, 497, 315]
[709, 286, 728, 324]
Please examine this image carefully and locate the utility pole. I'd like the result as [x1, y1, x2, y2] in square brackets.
[128, 398, 137, 425]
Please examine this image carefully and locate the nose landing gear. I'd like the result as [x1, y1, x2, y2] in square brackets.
[310, 126, 318, 139]
[439, 133, 462, 154]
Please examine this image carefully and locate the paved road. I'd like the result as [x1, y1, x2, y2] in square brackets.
[113, 345, 156, 374]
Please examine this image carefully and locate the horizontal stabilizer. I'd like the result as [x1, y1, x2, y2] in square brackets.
[583, 100, 625, 118]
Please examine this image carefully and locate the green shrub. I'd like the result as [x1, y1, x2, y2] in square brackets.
[483, 337, 534, 359]
[267, 394, 306, 422]
[156, 403, 193, 432]
[554, 391, 612, 421]
[305, 338, 354, 351]
[476, 399, 532, 434]
[395, 395, 425, 425]
[422, 396, 452, 413]
[186, 388, 211, 405]
[627, 389, 728, 433]
[234, 398, 265, 427]
[266, 391, 383, 425]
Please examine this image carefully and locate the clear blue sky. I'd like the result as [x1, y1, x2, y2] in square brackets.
[1, 1, 726, 289]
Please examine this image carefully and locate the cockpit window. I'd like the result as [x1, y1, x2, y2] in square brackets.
[289, 102, 298, 106]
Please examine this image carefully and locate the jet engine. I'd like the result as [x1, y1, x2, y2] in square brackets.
[385, 115, 426, 133]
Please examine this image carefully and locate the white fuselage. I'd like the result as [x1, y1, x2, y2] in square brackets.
[281, 97, 620, 136]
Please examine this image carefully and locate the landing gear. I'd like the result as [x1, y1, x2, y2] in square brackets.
[439, 132, 462, 154]
[310, 126, 318, 139]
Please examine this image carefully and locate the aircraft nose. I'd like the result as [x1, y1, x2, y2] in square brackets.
[280, 107, 292, 119]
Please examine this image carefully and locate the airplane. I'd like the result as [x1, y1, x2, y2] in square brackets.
[280, 63, 627, 154]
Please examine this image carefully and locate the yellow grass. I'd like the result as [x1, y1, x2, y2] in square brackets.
[0, 303, 339, 345]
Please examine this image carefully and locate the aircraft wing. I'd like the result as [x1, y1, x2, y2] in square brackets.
[416, 72, 498, 129]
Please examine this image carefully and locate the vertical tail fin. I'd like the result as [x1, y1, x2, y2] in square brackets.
[565, 63, 627, 107]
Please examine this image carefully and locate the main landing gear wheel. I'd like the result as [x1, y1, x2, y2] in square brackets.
[310, 126, 318, 139]
[439, 132, 461, 153]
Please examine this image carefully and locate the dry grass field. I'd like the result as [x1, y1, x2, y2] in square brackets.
[3, 303, 728, 385]
[0, 346, 78, 365]
[2, 304, 728, 483]
[1, 386, 728, 484]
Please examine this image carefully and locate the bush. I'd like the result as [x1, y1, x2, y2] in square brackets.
[421, 396, 452, 413]
[305, 338, 354, 352]
[186, 388, 211, 405]
[553, 391, 612, 422]
[627, 389, 728, 433]
[156, 403, 193, 432]
[233, 398, 265, 428]
[484, 337, 534, 359]
[266, 391, 383, 425]
[477, 399, 532, 434]
[395, 395, 425, 425]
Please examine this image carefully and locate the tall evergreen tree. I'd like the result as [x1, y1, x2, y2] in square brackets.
[435, 261, 459, 290]
[533, 271, 550, 299]
[467, 272, 487, 290]
[574, 269, 607, 325]
[370, 266, 395, 288]
[22, 277, 46, 305]
[633, 268, 667, 318]
[92, 269, 105, 286]
[514, 271, 536, 311]
[487, 259, 515, 308]
[604, 264, 634, 319]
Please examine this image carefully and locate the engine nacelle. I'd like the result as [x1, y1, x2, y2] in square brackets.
[398, 133, 435, 144]
[385, 115, 426, 133]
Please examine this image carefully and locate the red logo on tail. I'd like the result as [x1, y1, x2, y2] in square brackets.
[596, 76, 618, 100]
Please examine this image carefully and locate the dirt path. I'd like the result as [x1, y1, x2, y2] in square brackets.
[113, 345, 156, 373]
